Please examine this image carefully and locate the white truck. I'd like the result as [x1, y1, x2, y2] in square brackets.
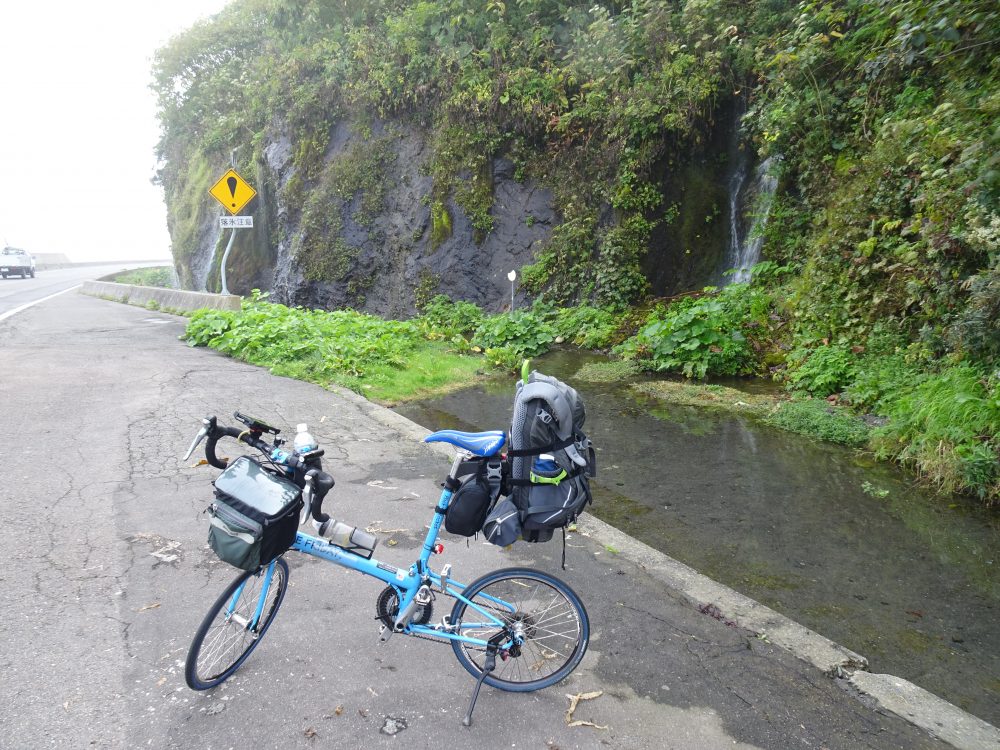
[1, 247, 35, 278]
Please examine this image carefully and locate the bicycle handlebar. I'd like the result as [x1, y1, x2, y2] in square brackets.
[188, 414, 333, 524]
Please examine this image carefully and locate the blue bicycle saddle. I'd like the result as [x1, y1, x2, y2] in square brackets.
[423, 429, 506, 457]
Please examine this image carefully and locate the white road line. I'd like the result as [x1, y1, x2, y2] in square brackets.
[0, 285, 81, 324]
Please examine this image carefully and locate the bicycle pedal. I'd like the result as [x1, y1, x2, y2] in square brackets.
[378, 624, 394, 644]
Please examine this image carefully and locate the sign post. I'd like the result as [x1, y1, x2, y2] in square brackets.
[208, 167, 257, 295]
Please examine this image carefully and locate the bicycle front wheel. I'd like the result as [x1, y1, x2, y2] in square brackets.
[185, 557, 289, 690]
[449, 567, 589, 692]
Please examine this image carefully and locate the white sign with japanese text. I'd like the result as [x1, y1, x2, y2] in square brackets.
[220, 216, 254, 228]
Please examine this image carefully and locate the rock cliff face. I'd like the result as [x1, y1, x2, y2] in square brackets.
[197, 120, 556, 317]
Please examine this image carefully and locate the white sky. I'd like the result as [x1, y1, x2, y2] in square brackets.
[0, 1, 230, 262]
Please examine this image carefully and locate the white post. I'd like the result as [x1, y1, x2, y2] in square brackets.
[507, 270, 516, 311]
[220, 149, 238, 295]
[219, 230, 236, 295]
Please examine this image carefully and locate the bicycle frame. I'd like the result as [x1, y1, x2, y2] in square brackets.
[227, 453, 517, 651]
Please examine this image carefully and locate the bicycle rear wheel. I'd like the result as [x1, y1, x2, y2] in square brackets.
[185, 557, 289, 690]
[449, 567, 589, 692]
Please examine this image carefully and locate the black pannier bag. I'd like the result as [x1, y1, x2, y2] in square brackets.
[483, 369, 596, 555]
[208, 456, 303, 571]
[445, 457, 503, 537]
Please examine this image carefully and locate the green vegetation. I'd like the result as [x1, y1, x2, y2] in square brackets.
[633, 380, 779, 415]
[108, 266, 177, 289]
[764, 399, 870, 448]
[184, 291, 483, 403]
[156, 1, 1000, 504]
[872, 364, 1000, 500]
[632, 379, 870, 447]
[574, 360, 642, 383]
[616, 275, 782, 378]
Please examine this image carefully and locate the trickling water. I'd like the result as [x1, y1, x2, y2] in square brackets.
[731, 156, 779, 283]
[724, 148, 750, 283]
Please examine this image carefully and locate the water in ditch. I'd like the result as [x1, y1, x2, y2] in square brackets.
[394, 348, 1000, 725]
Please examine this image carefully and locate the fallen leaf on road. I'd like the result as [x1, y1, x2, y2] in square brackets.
[304, 727, 318, 739]
[564, 691, 607, 729]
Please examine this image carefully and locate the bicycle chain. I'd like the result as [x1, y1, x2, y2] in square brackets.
[378, 584, 514, 649]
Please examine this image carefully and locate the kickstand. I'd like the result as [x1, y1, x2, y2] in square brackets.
[462, 633, 506, 727]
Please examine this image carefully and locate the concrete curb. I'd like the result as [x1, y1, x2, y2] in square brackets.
[326, 385, 1000, 750]
[847, 673, 1000, 750]
[80, 281, 241, 313]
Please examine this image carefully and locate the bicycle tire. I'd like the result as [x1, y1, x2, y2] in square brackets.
[185, 557, 289, 690]
[449, 567, 589, 692]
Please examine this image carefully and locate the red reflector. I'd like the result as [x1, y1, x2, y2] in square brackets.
[432, 543, 444, 555]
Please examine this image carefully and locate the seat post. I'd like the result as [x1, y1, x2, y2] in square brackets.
[447, 451, 466, 482]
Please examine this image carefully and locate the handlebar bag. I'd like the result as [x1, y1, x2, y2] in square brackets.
[208, 456, 303, 571]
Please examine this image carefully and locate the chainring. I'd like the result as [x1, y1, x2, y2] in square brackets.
[376, 585, 433, 629]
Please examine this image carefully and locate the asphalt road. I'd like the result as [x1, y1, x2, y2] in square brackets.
[0, 292, 948, 749]
[0, 262, 169, 317]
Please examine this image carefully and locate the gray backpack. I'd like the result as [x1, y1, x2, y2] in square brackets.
[482, 369, 596, 561]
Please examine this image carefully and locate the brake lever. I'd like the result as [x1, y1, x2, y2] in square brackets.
[300, 471, 316, 525]
[183, 416, 215, 461]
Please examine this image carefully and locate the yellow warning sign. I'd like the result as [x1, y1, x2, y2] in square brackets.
[209, 168, 257, 215]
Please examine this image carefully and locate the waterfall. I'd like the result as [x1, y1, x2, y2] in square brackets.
[725, 155, 779, 284]
[723, 148, 750, 283]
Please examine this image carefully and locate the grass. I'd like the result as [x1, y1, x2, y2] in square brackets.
[632, 380, 780, 416]
[107, 266, 177, 288]
[573, 360, 642, 383]
[764, 399, 871, 448]
[632, 380, 872, 448]
[341, 343, 485, 405]
[184, 294, 487, 404]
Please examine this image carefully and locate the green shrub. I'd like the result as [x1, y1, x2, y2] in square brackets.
[764, 399, 870, 448]
[615, 283, 776, 378]
[471, 310, 556, 358]
[184, 291, 421, 381]
[785, 343, 858, 397]
[418, 294, 484, 338]
[550, 305, 618, 349]
[873, 363, 1000, 502]
[110, 266, 176, 288]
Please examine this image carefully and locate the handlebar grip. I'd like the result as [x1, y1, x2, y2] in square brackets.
[205, 426, 243, 469]
[309, 470, 334, 523]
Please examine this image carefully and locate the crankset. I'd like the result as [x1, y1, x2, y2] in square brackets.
[375, 585, 433, 629]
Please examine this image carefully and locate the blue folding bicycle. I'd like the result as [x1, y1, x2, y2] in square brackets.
[181, 412, 589, 725]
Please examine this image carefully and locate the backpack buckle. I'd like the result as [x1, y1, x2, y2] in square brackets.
[485, 458, 503, 482]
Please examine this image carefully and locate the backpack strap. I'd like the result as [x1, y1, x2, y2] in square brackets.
[505, 433, 576, 457]
[484, 457, 504, 506]
[507, 464, 587, 487]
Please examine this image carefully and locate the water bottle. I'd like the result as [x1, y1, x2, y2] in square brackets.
[530, 454, 566, 485]
[322, 519, 378, 557]
[293, 423, 317, 454]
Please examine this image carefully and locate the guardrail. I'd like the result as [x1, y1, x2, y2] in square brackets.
[80, 281, 241, 313]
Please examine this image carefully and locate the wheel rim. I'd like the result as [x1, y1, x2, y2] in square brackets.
[194, 566, 285, 682]
[456, 575, 584, 686]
